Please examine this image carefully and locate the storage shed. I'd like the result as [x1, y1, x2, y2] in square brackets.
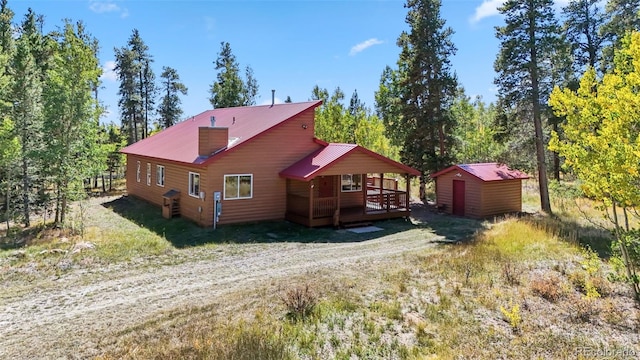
[430, 163, 529, 218]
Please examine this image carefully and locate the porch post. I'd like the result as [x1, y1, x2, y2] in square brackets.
[405, 173, 410, 210]
[361, 173, 367, 214]
[335, 175, 341, 226]
[380, 173, 387, 212]
[308, 179, 314, 225]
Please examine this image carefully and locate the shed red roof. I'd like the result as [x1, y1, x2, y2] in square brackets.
[280, 143, 421, 181]
[121, 101, 322, 165]
[430, 163, 529, 181]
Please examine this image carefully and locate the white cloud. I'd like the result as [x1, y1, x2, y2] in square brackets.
[100, 60, 117, 82]
[471, 0, 573, 24]
[470, 0, 504, 24]
[349, 38, 384, 56]
[89, 1, 129, 18]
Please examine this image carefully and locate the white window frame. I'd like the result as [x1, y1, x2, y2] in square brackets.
[146, 163, 151, 186]
[136, 161, 141, 183]
[156, 165, 165, 187]
[188, 172, 200, 198]
[341, 174, 363, 192]
[224, 174, 253, 200]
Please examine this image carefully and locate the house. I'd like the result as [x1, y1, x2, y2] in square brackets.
[121, 101, 421, 227]
[430, 163, 529, 218]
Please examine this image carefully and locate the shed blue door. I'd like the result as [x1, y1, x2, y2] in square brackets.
[452, 180, 465, 216]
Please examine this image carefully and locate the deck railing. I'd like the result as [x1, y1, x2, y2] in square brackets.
[287, 190, 408, 220]
[367, 176, 398, 191]
[366, 191, 408, 212]
[313, 197, 337, 218]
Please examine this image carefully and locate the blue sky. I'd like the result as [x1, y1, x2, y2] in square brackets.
[9, 0, 567, 125]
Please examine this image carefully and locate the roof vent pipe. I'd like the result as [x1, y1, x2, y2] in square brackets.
[271, 89, 275, 107]
[210, 116, 215, 127]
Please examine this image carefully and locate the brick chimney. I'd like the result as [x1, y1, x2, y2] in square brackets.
[199, 117, 228, 157]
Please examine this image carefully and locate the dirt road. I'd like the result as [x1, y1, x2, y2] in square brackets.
[1, 222, 442, 359]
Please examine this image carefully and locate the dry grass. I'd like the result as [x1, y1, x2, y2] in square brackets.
[5, 184, 640, 359]
[97, 217, 639, 359]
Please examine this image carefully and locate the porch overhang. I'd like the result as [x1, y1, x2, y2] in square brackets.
[280, 142, 421, 181]
[281, 143, 419, 227]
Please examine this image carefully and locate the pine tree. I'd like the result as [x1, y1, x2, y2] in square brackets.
[115, 29, 155, 144]
[563, 0, 610, 74]
[12, 33, 44, 227]
[209, 42, 259, 108]
[158, 66, 187, 129]
[377, 0, 458, 200]
[601, 0, 640, 70]
[494, 0, 561, 214]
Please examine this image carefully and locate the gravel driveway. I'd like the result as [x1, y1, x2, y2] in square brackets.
[0, 207, 443, 359]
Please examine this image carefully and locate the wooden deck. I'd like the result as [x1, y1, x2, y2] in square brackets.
[285, 189, 410, 227]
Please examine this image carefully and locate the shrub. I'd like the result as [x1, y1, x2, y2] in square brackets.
[500, 302, 522, 332]
[574, 297, 599, 322]
[502, 262, 520, 285]
[281, 284, 317, 320]
[530, 275, 565, 302]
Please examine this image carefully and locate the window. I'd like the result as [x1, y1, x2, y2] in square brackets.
[146, 163, 151, 186]
[156, 165, 165, 187]
[224, 174, 253, 200]
[341, 174, 362, 192]
[189, 172, 200, 197]
[136, 161, 140, 182]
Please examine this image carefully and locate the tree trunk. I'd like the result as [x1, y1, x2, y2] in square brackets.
[5, 167, 11, 235]
[528, 1, 552, 214]
[419, 174, 426, 202]
[54, 185, 61, 226]
[133, 113, 138, 143]
[109, 169, 113, 191]
[553, 120, 560, 181]
[102, 174, 106, 193]
[21, 155, 30, 227]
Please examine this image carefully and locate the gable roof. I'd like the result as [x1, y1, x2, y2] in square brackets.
[121, 101, 322, 165]
[280, 143, 421, 181]
[430, 163, 529, 182]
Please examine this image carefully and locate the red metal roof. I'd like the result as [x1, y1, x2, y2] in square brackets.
[280, 143, 421, 180]
[121, 101, 322, 165]
[430, 163, 529, 181]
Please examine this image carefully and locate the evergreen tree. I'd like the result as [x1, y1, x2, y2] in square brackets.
[158, 66, 187, 129]
[115, 29, 155, 144]
[0, 0, 13, 55]
[12, 33, 44, 227]
[209, 42, 259, 108]
[563, 0, 610, 75]
[494, 0, 561, 214]
[601, 0, 640, 70]
[115, 46, 138, 144]
[242, 65, 258, 106]
[376, 0, 458, 200]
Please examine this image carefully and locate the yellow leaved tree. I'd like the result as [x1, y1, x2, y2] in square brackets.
[549, 32, 640, 302]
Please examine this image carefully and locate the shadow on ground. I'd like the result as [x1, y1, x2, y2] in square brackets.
[522, 214, 614, 258]
[102, 196, 459, 248]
